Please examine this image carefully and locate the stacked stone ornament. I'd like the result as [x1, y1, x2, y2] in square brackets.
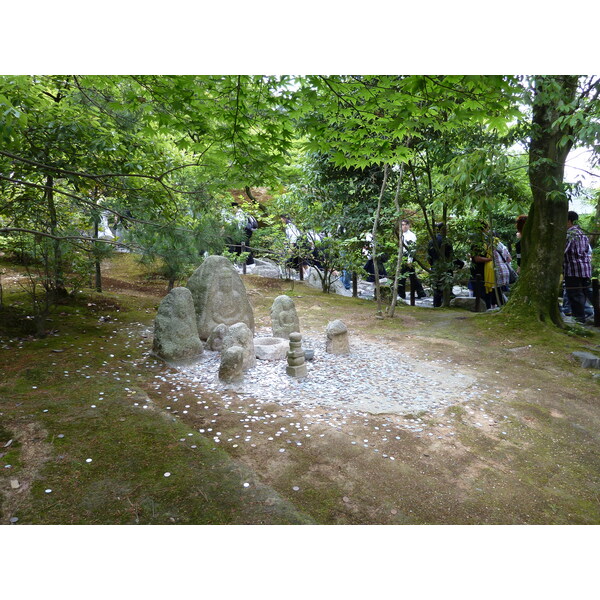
[286, 332, 307, 378]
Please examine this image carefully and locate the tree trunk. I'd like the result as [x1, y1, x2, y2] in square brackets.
[94, 219, 102, 293]
[44, 175, 67, 297]
[371, 164, 389, 315]
[589, 193, 600, 249]
[505, 76, 578, 326]
[389, 166, 404, 318]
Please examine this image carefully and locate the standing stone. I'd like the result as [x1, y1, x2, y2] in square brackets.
[206, 323, 228, 351]
[222, 322, 256, 370]
[270, 295, 300, 339]
[152, 287, 203, 363]
[186, 255, 255, 340]
[325, 319, 350, 355]
[286, 332, 307, 378]
[219, 345, 244, 383]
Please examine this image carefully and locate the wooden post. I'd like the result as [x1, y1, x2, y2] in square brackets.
[352, 272, 358, 298]
[592, 278, 600, 327]
[409, 272, 416, 306]
[475, 274, 482, 312]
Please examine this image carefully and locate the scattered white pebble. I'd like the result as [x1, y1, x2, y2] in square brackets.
[164, 472, 171, 477]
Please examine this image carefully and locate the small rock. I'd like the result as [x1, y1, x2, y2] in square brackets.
[10, 479, 20, 489]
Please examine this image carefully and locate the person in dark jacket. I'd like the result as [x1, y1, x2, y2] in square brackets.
[427, 223, 456, 307]
[364, 253, 388, 283]
[398, 219, 426, 299]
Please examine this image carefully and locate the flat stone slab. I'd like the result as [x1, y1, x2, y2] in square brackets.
[255, 337, 290, 361]
[449, 296, 486, 312]
[572, 351, 600, 369]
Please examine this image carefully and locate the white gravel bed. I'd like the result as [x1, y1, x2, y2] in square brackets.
[176, 329, 477, 417]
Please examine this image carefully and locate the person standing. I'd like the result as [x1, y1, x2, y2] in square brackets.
[364, 253, 388, 283]
[470, 222, 509, 309]
[564, 210, 592, 324]
[238, 206, 258, 266]
[398, 219, 426, 300]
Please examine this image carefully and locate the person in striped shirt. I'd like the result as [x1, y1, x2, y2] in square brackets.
[564, 211, 592, 324]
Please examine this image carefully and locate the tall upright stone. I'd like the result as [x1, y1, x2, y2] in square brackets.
[222, 322, 256, 370]
[186, 255, 255, 340]
[325, 319, 350, 355]
[152, 287, 203, 363]
[270, 295, 300, 339]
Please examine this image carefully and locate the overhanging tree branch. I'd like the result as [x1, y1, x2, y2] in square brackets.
[0, 174, 198, 235]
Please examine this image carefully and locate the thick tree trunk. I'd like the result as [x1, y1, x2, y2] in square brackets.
[504, 76, 578, 326]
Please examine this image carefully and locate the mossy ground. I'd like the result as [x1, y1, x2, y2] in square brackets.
[1, 254, 599, 525]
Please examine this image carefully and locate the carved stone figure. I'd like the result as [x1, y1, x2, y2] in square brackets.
[206, 323, 228, 351]
[186, 255, 255, 340]
[270, 295, 300, 339]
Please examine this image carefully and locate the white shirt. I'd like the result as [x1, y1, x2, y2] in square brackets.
[402, 229, 417, 262]
[285, 222, 301, 244]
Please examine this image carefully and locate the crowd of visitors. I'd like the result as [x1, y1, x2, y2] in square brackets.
[251, 208, 596, 324]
